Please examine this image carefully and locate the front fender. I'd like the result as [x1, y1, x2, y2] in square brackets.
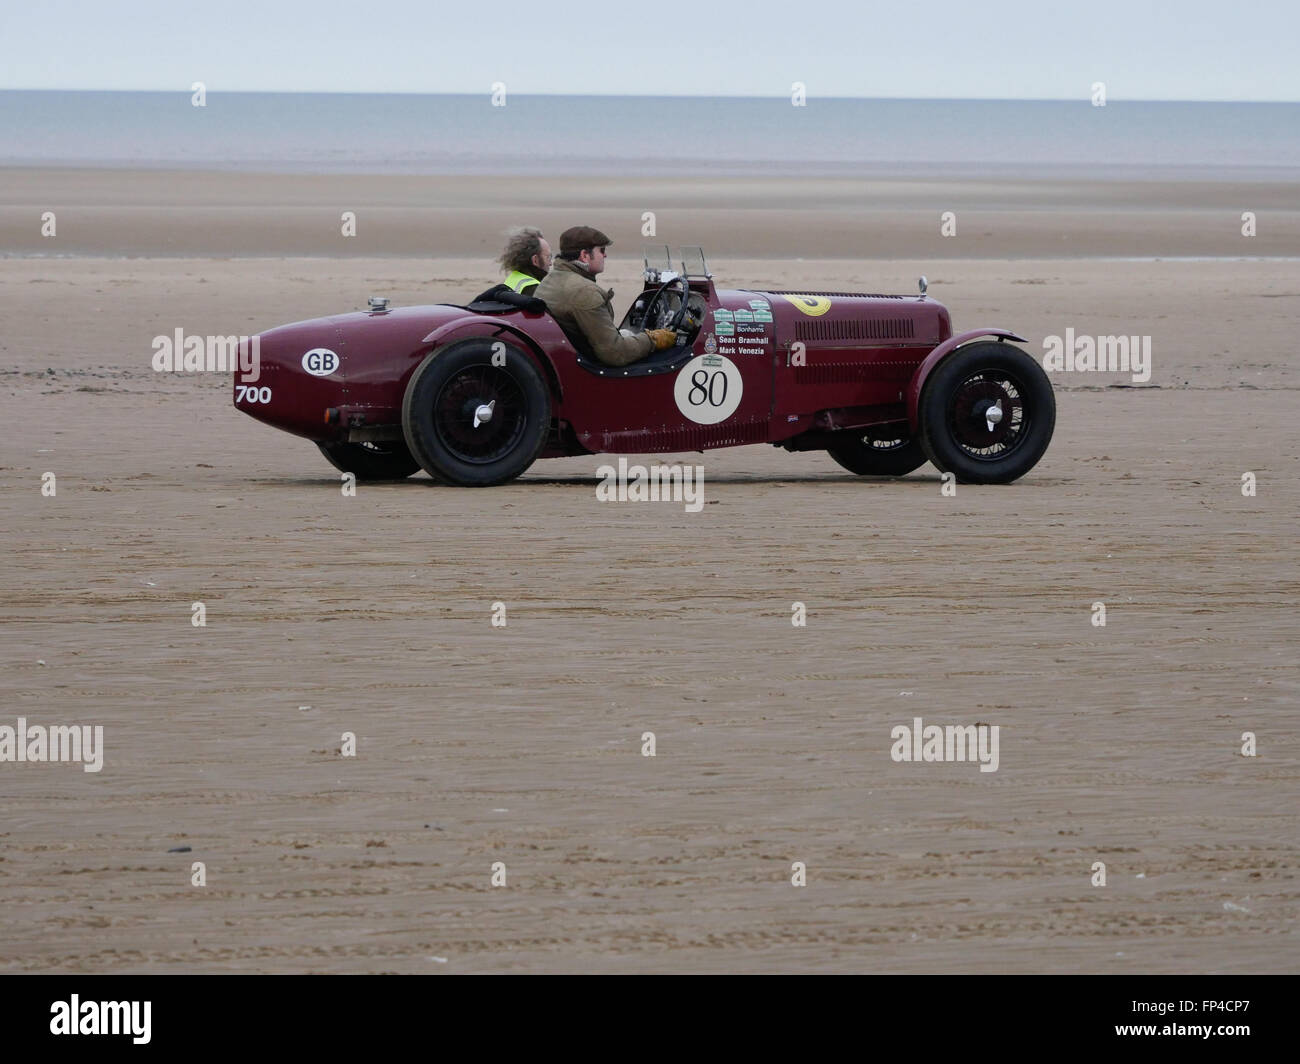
[905, 328, 1028, 431]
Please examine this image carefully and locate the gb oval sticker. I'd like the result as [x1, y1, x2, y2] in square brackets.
[302, 348, 339, 376]
[674, 354, 742, 425]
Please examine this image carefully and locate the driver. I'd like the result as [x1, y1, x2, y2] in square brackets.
[535, 226, 677, 367]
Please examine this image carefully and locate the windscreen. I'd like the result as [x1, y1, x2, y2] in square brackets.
[679, 246, 709, 278]
[642, 245, 673, 278]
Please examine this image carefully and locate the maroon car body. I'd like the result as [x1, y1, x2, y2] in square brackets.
[235, 249, 1054, 486]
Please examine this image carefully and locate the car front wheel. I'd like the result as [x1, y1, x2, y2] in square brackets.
[918, 341, 1055, 484]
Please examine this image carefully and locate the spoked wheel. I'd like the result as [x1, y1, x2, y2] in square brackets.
[316, 440, 421, 481]
[827, 422, 927, 476]
[918, 341, 1055, 484]
[401, 339, 551, 486]
[432, 364, 528, 463]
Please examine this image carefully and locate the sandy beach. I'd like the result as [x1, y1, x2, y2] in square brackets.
[1, 169, 1297, 973]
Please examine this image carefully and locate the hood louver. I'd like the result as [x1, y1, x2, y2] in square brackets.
[794, 318, 915, 342]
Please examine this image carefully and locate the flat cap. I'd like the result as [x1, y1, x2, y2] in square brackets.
[559, 225, 612, 255]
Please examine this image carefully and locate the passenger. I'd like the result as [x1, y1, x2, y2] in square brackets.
[497, 226, 552, 297]
[535, 226, 676, 367]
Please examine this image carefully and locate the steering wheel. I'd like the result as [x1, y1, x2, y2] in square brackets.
[640, 276, 692, 333]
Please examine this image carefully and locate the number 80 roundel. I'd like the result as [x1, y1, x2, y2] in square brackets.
[673, 354, 743, 425]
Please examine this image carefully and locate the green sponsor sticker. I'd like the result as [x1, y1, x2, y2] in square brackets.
[733, 309, 754, 322]
[753, 309, 773, 322]
[713, 308, 733, 321]
[715, 322, 735, 335]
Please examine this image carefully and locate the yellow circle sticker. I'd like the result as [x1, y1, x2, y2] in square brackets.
[779, 294, 832, 316]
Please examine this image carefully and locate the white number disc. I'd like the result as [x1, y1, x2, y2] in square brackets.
[673, 354, 742, 425]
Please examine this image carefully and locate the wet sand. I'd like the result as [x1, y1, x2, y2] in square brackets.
[3, 167, 1299, 259]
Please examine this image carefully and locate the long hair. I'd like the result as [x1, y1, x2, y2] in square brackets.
[497, 226, 545, 273]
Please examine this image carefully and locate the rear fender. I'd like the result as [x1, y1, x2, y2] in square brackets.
[421, 318, 563, 402]
[905, 329, 1028, 431]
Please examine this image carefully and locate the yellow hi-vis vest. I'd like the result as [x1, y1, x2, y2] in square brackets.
[504, 270, 539, 295]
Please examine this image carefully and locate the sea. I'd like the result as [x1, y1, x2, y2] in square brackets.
[1, 91, 1297, 180]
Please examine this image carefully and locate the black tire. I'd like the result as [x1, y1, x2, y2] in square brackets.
[401, 339, 551, 487]
[827, 422, 927, 476]
[918, 341, 1055, 484]
[316, 440, 421, 481]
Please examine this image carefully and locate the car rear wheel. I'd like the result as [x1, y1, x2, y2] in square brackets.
[918, 341, 1055, 484]
[826, 423, 927, 476]
[401, 339, 551, 487]
[316, 440, 421, 481]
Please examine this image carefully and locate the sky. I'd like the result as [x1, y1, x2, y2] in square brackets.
[3, 0, 1298, 101]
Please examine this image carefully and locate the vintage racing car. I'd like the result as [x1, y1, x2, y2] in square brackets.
[234, 247, 1055, 487]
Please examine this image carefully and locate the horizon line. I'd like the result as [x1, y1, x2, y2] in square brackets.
[2, 88, 1298, 105]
